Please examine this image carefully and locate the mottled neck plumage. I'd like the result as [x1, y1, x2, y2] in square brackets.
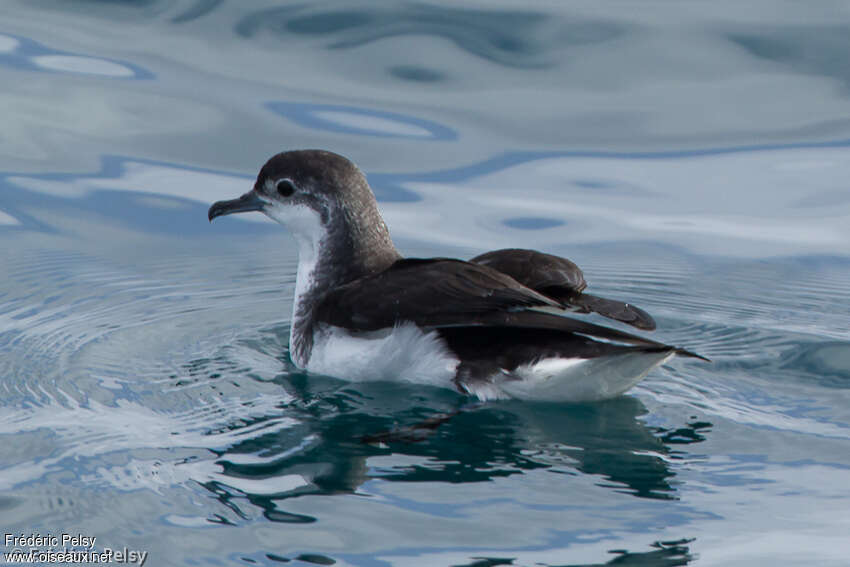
[288, 177, 401, 366]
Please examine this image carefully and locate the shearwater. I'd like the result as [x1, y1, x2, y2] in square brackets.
[208, 149, 705, 401]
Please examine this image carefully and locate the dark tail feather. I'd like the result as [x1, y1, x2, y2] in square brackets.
[569, 293, 657, 331]
[566, 294, 707, 360]
[675, 347, 711, 362]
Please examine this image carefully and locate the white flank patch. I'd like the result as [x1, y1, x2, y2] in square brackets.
[494, 350, 676, 402]
[516, 357, 587, 378]
[463, 351, 676, 402]
[306, 323, 459, 387]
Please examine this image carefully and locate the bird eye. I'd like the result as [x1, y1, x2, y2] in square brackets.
[276, 179, 295, 197]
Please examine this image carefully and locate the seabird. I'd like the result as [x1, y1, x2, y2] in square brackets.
[208, 149, 705, 401]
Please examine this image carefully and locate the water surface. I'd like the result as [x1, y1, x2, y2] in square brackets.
[2, 1, 850, 566]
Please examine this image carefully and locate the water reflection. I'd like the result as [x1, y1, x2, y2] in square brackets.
[201, 377, 712, 524]
[0, 32, 152, 79]
[4, 114, 850, 260]
[266, 102, 457, 140]
[728, 27, 850, 88]
[239, 539, 696, 567]
[388, 64, 445, 83]
[234, 4, 624, 69]
[1, 156, 257, 235]
[556, 539, 694, 567]
[170, 0, 225, 24]
[369, 146, 850, 256]
[778, 340, 850, 389]
[502, 216, 566, 230]
[447, 538, 694, 567]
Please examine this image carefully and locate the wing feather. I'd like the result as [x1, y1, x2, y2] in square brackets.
[471, 248, 656, 330]
[315, 258, 562, 331]
[314, 257, 707, 361]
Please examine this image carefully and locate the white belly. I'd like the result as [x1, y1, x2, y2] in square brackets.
[303, 323, 675, 402]
[305, 322, 460, 388]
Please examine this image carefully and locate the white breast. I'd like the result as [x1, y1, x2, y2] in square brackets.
[305, 322, 460, 387]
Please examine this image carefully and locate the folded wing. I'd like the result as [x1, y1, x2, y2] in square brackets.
[471, 248, 657, 330]
[316, 258, 562, 330]
[314, 257, 704, 359]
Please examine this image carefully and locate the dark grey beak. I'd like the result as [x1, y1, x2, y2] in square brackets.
[208, 191, 265, 222]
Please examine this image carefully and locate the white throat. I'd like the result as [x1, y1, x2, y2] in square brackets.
[291, 230, 321, 327]
[264, 202, 329, 366]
